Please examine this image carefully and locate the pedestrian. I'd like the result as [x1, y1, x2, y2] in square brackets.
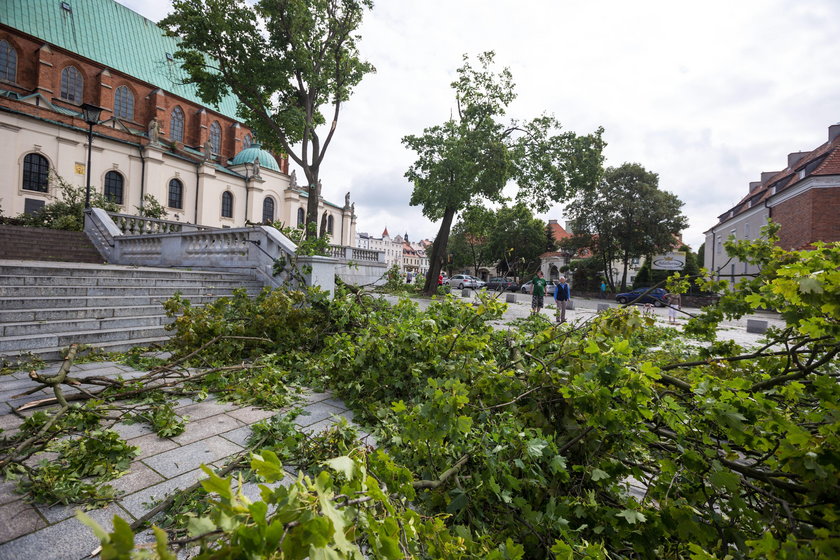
[554, 276, 571, 323]
[530, 270, 547, 315]
[438, 273, 443, 286]
[600, 280, 607, 299]
[667, 292, 681, 324]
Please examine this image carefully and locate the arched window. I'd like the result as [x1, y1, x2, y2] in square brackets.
[168, 178, 183, 209]
[242, 134, 252, 149]
[209, 121, 221, 155]
[59, 66, 83, 103]
[327, 215, 334, 235]
[104, 171, 124, 204]
[296, 207, 305, 227]
[113, 86, 134, 120]
[262, 197, 275, 224]
[0, 40, 17, 82]
[221, 191, 233, 218]
[170, 106, 184, 143]
[22, 153, 50, 192]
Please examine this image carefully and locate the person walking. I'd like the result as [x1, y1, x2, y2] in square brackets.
[667, 291, 681, 324]
[530, 270, 547, 315]
[554, 276, 571, 323]
[600, 280, 607, 299]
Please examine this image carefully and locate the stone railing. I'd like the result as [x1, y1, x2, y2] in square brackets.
[327, 245, 384, 263]
[107, 212, 214, 235]
[84, 208, 335, 295]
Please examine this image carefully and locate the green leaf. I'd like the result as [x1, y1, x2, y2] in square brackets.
[251, 449, 286, 483]
[187, 516, 216, 537]
[526, 438, 549, 458]
[200, 466, 232, 500]
[324, 456, 356, 480]
[616, 509, 646, 525]
[591, 468, 610, 481]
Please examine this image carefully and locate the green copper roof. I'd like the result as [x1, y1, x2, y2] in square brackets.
[230, 143, 280, 172]
[0, 0, 240, 120]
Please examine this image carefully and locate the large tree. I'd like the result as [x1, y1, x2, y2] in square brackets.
[566, 163, 687, 290]
[402, 52, 604, 295]
[488, 203, 547, 281]
[161, 0, 374, 238]
[447, 206, 497, 276]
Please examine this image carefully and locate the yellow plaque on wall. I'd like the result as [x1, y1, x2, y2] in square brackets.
[74, 163, 85, 175]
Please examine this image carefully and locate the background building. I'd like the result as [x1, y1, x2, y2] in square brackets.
[0, 0, 355, 244]
[704, 123, 840, 286]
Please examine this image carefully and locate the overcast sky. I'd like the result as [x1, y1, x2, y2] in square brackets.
[120, 0, 840, 250]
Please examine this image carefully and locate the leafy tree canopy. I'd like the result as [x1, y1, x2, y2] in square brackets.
[403, 52, 604, 294]
[566, 162, 687, 290]
[160, 0, 375, 237]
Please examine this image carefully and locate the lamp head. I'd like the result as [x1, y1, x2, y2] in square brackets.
[80, 103, 103, 125]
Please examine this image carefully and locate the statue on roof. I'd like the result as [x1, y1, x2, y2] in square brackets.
[203, 140, 213, 160]
[147, 118, 161, 144]
[290, 169, 298, 188]
[252, 157, 261, 179]
[351, 202, 355, 216]
[345, 191, 351, 207]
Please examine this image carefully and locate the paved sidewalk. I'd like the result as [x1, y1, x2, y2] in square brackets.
[0, 360, 359, 560]
[383, 291, 785, 348]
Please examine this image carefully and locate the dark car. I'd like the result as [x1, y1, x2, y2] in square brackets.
[616, 288, 667, 306]
[485, 277, 519, 292]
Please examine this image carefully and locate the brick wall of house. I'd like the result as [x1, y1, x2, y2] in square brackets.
[773, 187, 840, 249]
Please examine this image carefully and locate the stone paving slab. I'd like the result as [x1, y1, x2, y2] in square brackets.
[0, 353, 360, 559]
[0, 500, 46, 546]
[170, 413, 245, 445]
[0, 503, 131, 560]
[142, 436, 245, 479]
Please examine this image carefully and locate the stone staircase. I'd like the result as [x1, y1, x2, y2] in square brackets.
[0, 260, 265, 361]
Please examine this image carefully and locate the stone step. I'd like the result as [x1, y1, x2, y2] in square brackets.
[0, 314, 173, 337]
[0, 285, 261, 298]
[0, 275, 262, 288]
[0, 290, 261, 310]
[0, 324, 171, 354]
[0, 304, 167, 323]
[0, 335, 172, 362]
[0, 264, 258, 282]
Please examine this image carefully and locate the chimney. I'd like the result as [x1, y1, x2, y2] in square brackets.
[760, 171, 779, 183]
[787, 152, 809, 168]
[830, 123, 840, 143]
[749, 181, 762, 192]
[548, 219, 558, 224]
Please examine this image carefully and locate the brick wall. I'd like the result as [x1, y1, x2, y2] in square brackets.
[773, 187, 840, 249]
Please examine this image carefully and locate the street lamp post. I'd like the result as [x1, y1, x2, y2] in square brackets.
[80, 103, 104, 209]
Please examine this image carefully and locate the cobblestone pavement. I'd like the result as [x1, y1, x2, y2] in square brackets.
[0, 358, 362, 560]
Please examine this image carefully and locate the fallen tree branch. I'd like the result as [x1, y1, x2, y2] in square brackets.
[412, 454, 469, 490]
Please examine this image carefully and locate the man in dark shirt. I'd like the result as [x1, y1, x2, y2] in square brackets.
[554, 276, 571, 323]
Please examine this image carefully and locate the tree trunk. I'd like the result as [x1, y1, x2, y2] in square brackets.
[423, 206, 456, 296]
[303, 166, 320, 240]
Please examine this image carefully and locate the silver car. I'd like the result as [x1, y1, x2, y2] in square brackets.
[446, 274, 479, 289]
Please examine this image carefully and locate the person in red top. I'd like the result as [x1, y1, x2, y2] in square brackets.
[438, 274, 443, 286]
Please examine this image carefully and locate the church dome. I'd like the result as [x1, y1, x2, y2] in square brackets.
[230, 142, 280, 172]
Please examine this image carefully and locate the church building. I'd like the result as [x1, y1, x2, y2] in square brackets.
[0, 0, 356, 245]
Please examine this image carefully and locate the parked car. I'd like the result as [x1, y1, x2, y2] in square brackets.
[446, 274, 479, 289]
[615, 288, 667, 306]
[520, 280, 557, 295]
[468, 276, 486, 289]
[485, 277, 519, 292]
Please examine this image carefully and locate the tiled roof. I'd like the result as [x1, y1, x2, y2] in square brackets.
[0, 0, 240, 120]
[716, 129, 840, 225]
[548, 221, 572, 242]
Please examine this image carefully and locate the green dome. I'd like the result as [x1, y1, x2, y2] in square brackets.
[230, 142, 280, 172]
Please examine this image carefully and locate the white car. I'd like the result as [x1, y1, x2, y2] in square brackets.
[446, 274, 479, 289]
